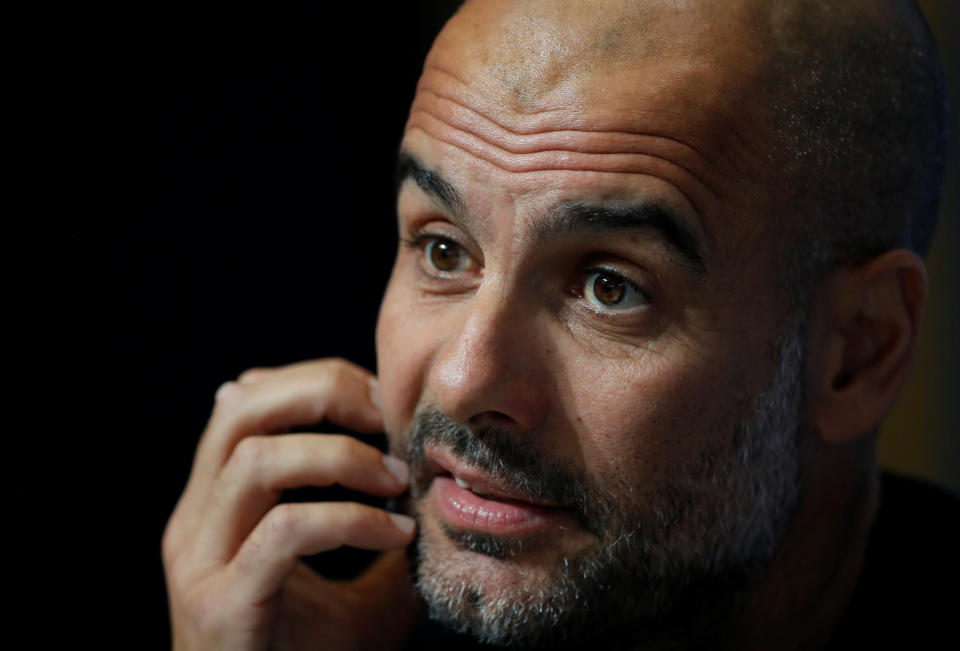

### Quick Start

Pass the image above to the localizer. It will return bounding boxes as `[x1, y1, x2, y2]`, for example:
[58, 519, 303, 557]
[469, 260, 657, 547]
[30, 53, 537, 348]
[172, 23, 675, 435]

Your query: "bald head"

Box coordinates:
[766, 0, 946, 293]
[430, 0, 774, 112]
[430, 0, 946, 296]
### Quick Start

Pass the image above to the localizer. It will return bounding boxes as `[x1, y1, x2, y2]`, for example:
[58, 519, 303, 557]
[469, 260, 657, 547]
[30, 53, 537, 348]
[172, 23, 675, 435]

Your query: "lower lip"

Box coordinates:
[432, 475, 562, 536]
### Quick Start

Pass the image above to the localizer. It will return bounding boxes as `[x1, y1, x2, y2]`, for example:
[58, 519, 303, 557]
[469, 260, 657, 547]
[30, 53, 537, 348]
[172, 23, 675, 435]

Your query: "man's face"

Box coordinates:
[376, 0, 804, 646]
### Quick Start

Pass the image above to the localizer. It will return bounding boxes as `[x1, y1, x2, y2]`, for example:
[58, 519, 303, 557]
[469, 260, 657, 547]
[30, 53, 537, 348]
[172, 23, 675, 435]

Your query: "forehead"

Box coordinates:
[403, 0, 780, 258]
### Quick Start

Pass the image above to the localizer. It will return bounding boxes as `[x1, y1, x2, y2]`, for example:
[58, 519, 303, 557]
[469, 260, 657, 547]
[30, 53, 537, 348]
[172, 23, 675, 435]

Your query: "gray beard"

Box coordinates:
[403, 318, 806, 650]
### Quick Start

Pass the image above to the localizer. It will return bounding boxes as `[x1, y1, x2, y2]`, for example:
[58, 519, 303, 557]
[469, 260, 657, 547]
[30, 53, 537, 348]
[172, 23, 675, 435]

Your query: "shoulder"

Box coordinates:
[826, 471, 960, 648]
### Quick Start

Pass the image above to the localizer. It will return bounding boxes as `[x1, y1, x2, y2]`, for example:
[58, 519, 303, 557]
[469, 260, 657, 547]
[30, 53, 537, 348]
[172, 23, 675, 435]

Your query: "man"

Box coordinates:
[163, 0, 955, 649]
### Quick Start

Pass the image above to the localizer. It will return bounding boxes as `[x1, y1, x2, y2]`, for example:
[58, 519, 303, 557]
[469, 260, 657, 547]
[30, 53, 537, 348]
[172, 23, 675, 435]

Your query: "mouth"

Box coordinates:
[425, 446, 571, 537]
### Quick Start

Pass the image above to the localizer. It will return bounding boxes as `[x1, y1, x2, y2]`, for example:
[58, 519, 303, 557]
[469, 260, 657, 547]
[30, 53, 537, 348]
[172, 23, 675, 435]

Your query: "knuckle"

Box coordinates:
[326, 433, 355, 457]
[230, 435, 269, 474]
[326, 435, 374, 467]
[325, 356, 350, 370]
[342, 502, 376, 532]
[214, 380, 242, 405]
[164, 550, 193, 591]
[162, 501, 191, 564]
[325, 357, 355, 383]
[162, 537, 203, 594]
[161, 520, 179, 564]
[211, 381, 249, 420]
[237, 366, 269, 383]
[264, 503, 300, 544]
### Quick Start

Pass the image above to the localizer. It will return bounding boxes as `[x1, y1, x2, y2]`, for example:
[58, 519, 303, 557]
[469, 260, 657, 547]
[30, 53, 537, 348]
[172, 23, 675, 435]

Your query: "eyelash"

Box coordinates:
[577, 267, 650, 314]
[402, 231, 462, 258]
[401, 230, 478, 277]
[402, 229, 652, 316]
[401, 231, 448, 252]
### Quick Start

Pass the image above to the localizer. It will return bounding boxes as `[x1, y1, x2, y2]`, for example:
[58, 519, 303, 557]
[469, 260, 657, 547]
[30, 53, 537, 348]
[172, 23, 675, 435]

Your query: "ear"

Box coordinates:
[806, 249, 927, 444]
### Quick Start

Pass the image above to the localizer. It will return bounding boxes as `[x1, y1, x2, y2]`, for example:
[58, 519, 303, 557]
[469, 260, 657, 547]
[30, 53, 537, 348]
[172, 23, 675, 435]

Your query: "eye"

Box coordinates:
[583, 270, 648, 310]
[424, 237, 475, 273]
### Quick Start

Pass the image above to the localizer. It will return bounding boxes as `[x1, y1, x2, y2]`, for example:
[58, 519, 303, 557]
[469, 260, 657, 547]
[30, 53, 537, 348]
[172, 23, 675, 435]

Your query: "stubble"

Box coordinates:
[402, 318, 806, 649]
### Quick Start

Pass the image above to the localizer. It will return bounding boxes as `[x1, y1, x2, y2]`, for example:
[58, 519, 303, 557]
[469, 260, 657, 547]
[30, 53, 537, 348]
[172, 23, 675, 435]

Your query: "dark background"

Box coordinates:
[44, 2, 461, 646]
[36, 1, 955, 647]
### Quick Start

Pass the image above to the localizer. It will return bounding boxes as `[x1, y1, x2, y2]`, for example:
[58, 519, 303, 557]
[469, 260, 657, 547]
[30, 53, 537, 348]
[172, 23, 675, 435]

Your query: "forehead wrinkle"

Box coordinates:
[418, 5, 776, 195]
[420, 62, 723, 141]
[414, 82, 725, 176]
[412, 63, 745, 194]
[415, 63, 569, 127]
[404, 114, 713, 235]
[411, 87, 724, 205]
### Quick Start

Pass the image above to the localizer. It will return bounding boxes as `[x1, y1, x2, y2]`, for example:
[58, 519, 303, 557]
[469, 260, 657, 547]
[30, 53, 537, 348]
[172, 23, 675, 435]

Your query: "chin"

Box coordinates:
[410, 501, 607, 649]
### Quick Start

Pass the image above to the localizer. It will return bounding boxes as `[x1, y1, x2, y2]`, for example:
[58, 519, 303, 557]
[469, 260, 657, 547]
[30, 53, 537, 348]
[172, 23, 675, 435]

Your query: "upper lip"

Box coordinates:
[425, 446, 563, 508]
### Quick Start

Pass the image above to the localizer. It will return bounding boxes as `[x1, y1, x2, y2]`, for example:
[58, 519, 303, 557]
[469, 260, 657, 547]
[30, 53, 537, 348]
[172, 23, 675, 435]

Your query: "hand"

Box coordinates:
[163, 359, 419, 651]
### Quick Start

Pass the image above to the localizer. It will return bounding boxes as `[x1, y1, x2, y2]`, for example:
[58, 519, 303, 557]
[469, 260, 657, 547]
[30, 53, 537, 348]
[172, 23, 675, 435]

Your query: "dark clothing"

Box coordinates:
[825, 472, 960, 648]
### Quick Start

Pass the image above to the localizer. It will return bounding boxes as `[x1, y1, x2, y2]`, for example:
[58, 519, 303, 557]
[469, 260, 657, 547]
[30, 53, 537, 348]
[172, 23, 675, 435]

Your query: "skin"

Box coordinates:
[163, 360, 420, 650]
[163, 1, 928, 649]
[377, 1, 803, 646]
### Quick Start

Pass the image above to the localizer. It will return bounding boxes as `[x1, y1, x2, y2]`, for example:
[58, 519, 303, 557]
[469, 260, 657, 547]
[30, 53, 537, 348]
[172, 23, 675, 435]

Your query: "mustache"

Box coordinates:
[404, 408, 603, 533]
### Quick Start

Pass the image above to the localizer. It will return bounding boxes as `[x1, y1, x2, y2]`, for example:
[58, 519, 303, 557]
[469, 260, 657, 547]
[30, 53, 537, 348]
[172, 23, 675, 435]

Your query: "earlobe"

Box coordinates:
[808, 250, 927, 444]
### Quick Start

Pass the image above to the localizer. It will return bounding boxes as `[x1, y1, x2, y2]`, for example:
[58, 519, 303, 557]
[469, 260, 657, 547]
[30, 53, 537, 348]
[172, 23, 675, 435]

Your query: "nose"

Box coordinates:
[428, 283, 549, 432]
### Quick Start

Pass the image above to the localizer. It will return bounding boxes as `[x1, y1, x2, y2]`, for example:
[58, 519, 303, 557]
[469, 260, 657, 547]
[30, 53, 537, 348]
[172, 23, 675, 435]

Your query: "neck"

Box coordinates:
[732, 436, 879, 651]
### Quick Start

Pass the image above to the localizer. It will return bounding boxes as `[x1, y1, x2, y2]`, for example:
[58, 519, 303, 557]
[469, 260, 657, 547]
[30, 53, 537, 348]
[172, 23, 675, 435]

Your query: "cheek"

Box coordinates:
[376, 279, 432, 443]
[563, 347, 754, 483]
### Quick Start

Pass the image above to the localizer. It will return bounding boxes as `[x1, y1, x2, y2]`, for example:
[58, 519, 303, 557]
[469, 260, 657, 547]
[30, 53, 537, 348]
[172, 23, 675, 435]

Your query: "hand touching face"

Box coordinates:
[163, 360, 419, 651]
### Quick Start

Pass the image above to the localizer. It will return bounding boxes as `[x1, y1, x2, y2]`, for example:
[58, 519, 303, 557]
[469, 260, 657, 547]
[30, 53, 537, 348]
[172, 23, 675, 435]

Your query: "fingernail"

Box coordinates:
[389, 513, 416, 535]
[368, 377, 382, 411]
[383, 455, 409, 485]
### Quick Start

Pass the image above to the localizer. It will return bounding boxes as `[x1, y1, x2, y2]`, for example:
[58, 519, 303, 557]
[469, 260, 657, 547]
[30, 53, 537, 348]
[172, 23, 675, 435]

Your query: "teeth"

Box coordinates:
[454, 476, 471, 490]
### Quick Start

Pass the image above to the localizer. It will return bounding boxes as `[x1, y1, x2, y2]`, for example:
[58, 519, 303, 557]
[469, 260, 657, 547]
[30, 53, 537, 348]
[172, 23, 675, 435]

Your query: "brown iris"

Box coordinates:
[592, 273, 626, 305]
[428, 239, 461, 271]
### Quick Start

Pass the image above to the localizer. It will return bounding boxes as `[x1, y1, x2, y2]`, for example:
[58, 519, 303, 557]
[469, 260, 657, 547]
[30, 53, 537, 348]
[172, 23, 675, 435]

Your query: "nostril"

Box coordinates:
[469, 411, 515, 430]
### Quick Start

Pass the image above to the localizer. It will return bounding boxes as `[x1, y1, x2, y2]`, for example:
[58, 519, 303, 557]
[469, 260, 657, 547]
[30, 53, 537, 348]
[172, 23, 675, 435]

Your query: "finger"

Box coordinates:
[188, 359, 382, 508]
[237, 367, 271, 384]
[194, 434, 410, 563]
[169, 359, 382, 556]
[229, 502, 417, 605]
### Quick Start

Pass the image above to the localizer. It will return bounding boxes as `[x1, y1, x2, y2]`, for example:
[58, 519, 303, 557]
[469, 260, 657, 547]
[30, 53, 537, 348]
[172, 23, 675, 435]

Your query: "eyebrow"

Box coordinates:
[396, 151, 466, 221]
[396, 150, 706, 272]
[534, 203, 706, 272]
